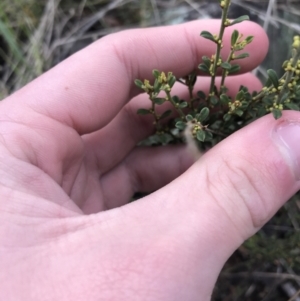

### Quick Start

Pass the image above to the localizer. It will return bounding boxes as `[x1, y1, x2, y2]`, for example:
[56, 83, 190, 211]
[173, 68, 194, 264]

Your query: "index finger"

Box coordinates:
[3, 20, 268, 135]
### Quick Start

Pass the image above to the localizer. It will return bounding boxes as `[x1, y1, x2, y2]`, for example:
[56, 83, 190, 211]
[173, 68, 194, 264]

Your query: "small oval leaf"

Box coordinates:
[220, 94, 230, 105]
[234, 109, 244, 117]
[154, 98, 166, 105]
[134, 79, 144, 88]
[245, 35, 254, 44]
[223, 113, 231, 122]
[228, 64, 241, 74]
[202, 56, 211, 68]
[229, 15, 250, 26]
[285, 103, 300, 111]
[137, 109, 150, 115]
[197, 90, 206, 99]
[196, 130, 206, 142]
[160, 109, 172, 120]
[152, 69, 160, 78]
[233, 52, 249, 60]
[205, 131, 213, 141]
[175, 121, 186, 130]
[267, 69, 279, 89]
[220, 62, 232, 70]
[168, 75, 176, 88]
[179, 101, 188, 108]
[186, 114, 194, 121]
[231, 30, 239, 46]
[200, 31, 216, 43]
[272, 108, 282, 120]
[210, 96, 219, 105]
[198, 63, 210, 73]
[197, 107, 210, 123]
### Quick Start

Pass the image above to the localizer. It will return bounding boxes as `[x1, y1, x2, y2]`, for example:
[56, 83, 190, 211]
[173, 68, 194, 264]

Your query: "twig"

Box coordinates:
[221, 271, 300, 283]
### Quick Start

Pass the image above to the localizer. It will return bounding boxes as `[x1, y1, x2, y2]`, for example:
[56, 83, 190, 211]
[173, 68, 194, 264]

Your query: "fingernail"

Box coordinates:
[273, 120, 300, 180]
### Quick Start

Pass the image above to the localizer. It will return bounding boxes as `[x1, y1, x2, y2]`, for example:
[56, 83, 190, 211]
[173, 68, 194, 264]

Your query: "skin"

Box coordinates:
[1, 20, 299, 301]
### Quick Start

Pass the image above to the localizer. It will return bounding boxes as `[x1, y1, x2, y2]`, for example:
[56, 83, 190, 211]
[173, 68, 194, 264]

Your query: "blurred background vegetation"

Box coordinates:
[1, 0, 300, 300]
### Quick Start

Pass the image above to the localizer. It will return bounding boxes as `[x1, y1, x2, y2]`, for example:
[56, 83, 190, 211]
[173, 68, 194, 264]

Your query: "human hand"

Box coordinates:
[1, 20, 299, 301]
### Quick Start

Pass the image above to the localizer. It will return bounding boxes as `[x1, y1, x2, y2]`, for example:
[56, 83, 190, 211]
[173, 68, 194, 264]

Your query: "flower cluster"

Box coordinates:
[135, 0, 300, 148]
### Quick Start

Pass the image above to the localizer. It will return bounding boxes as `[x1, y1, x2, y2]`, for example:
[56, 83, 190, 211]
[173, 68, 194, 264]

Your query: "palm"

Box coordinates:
[1, 96, 186, 216]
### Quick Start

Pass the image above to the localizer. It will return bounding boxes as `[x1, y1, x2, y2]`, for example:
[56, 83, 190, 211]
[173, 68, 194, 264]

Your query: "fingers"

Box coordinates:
[4, 20, 268, 135]
[119, 110, 300, 297]
[99, 145, 193, 209]
[84, 72, 262, 174]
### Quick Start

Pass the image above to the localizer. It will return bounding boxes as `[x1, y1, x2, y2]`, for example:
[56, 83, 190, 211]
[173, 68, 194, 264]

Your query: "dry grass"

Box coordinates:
[1, 0, 300, 98]
[1, 0, 300, 97]
[0, 0, 300, 300]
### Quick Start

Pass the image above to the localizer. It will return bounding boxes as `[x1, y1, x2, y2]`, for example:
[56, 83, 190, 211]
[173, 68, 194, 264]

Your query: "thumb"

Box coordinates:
[141, 111, 300, 299]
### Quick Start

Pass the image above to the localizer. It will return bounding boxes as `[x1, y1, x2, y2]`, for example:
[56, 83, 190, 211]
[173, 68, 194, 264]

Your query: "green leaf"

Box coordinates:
[265, 78, 272, 88]
[185, 73, 197, 87]
[186, 114, 194, 121]
[221, 62, 232, 70]
[262, 96, 273, 105]
[175, 121, 186, 130]
[240, 85, 249, 93]
[282, 60, 289, 68]
[267, 69, 279, 89]
[223, 113, 231, 122]
[228, 64, 241, 74]
[252, 90, 258, 97]
[179, 101, 188, 108]
[134, 79, 144, 89]
[196, 130, 206, 142]
[197, 91, 206, 99]
[234, 44, 246, 51]
[285, 103, 300, 111]
[234, 109, 244, 117]
[257, 107, 266, 117]
[210, 96, 219, 105]
[240, 101, 249, 110]
[220, 86, 229, 94]
[154, 98, 166, 105]
[281, 93, 290, 103]
[168, 75, 176, 88]
[191, 73, 197, 86]
[200, 31, 216, 43]
[210, 120, 222, 130]
[172, 95, 180, 103]
[294, 86, 300, 94]
[198, 63, 210, 73]
[272, 109, 282, 120]
[245, 36, 254, 44]
[231, 30, 239, 46]
[233, 52, 249, 60]
[205, 131, 213, 141]
[220, 94, 230, 105]
[202, 56, 211, 68]
[152, 69, 160, 78]
[248, 109, 257, 118]
[153, 79, 161, 93]
[158, 133, 173, 145]
[229, 15, 250, 26]
[236, 90, 245, 101]
[197, 107, 210, 123]
[160, 109, 172, 120]
[137, 108, 150, 115]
